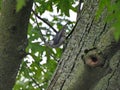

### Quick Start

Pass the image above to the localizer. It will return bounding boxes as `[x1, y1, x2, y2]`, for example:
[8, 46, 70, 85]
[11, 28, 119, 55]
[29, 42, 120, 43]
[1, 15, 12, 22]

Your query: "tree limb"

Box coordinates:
[32, 9, 58, 33]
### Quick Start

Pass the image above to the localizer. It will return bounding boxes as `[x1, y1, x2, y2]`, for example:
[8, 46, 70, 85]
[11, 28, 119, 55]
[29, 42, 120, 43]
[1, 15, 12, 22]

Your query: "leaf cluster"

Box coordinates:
[96, 0, 120, 41]
[14, 0, 77, 90]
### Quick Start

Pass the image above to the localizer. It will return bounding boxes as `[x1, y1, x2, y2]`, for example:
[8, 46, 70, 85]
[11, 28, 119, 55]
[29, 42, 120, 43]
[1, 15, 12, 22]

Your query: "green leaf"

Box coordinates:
[16, 0, 26, 12]
[113, 22, 120, 41]
[57, 0, 71, 16]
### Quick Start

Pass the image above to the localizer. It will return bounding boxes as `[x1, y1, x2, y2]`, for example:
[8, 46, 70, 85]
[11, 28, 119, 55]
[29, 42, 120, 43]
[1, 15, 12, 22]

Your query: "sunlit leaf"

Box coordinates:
[16, 0, 26, 12]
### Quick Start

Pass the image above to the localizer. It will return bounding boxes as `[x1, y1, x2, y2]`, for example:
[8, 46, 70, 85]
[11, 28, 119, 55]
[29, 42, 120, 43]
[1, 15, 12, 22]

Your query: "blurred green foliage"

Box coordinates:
[16, 0, 26, 12]
[96, 0, 120, 41]
[14, 0, 76, 90]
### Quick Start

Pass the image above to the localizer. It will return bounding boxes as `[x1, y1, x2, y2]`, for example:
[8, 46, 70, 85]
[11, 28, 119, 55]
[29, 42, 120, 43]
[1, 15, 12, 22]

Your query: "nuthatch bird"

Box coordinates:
[47, 23, 68, 48]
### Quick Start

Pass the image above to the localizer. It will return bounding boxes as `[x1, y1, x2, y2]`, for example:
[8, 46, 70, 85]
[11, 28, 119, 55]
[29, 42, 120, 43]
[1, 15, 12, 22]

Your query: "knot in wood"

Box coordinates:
[83, 50, 104, 67]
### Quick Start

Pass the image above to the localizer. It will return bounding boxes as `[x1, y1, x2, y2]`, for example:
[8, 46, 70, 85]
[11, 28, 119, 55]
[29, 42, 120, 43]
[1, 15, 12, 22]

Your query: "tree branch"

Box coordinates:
[32, 9, 58, 33]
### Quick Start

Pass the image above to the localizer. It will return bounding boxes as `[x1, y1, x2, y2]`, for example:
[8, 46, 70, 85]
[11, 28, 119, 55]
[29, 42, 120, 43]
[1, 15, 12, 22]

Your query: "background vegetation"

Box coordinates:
[14, 0, 77, 90]
[10, 0, 120, 90]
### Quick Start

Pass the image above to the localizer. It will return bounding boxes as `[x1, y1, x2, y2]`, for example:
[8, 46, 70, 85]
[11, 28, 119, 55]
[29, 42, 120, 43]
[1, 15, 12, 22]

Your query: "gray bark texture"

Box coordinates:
[0, 0, 33, 90]
[47, 0, 120, 90]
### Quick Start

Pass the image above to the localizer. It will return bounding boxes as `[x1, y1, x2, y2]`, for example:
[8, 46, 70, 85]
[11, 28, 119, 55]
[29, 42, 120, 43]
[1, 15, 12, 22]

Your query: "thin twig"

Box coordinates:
[34, 16, 59, 61]
[34, 16, 46, 42]
[30, 75, 42, 88]
[34, 15, 53, 47]
[26, 66, 42, 89]
[32, 9, 58, 33]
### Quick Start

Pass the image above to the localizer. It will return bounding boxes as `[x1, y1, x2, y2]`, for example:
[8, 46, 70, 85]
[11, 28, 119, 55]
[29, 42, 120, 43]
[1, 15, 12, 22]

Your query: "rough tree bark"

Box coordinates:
[47, 0, 120, 90]
[0, 0, 33, 89]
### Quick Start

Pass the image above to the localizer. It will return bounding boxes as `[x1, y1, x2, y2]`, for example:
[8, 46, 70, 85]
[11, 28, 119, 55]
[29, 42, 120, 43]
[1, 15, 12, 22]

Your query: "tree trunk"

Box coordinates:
[0, 0, 33, 89]
[47, 0, 120, 90]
